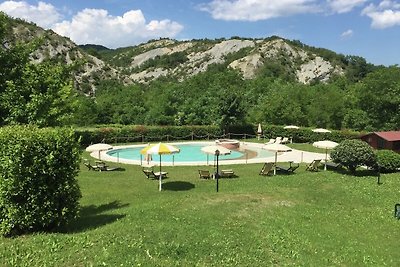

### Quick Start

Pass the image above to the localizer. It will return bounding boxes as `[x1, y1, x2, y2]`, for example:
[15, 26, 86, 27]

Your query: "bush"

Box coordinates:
[330, 139, 377, 173]
[0, 126, 81, 236]
[376, 150, 400, 173]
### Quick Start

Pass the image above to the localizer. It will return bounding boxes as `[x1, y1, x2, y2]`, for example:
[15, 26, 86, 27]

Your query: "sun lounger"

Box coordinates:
[324, 161, 342, 169]
[94, 161, 120, 171]
[220, 169, 235, 178]
[83, 159, 99, 171]
[281, 137, 289, 144]
[259, 162, 274, 176]
[275, 137, 282, 144]
[306, 159, 322, 171]
[198, 170, 211, 179]
[143, 168, 168, 179]
[276, 162, 299, 173]
[265, 139, 275, 145]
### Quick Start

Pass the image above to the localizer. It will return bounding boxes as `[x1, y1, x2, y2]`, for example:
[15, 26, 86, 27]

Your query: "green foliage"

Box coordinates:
[0, 15, 76, 127]
[330, 139, 377, 172]
[76, 125, 222, 146]
[376, 150, 400, 173]
[0, 126, 81, 236]
[1, 62, 76, 126]
[355, 67, 400, 130]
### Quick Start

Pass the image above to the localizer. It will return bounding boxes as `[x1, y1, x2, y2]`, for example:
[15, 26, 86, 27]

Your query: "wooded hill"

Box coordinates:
[1, 12, 399, 131]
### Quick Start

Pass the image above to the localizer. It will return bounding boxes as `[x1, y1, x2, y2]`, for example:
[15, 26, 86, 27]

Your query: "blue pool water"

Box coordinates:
[106, 143, 273, 163]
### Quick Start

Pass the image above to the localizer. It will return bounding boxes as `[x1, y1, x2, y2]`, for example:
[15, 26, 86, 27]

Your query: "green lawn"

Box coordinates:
[1, 154, 400, 266]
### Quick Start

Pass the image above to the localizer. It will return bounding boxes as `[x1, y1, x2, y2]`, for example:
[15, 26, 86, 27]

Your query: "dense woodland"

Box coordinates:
[1, 13, 399, 131]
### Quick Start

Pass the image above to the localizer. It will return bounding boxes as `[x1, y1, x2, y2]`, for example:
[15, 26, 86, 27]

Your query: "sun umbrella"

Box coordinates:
[201, 145, 231, 192]
[140, 143, 180, 191]
[312, 128, 331, 133]
[257, 123, 262, 139]
[284, 125, 300, 130]
[313, 140, 338, 170]
[85, 143, 113, 160]
[201, 145, 231, 165]
[257, 123, 262, 133]
[263, 143, 292, 175]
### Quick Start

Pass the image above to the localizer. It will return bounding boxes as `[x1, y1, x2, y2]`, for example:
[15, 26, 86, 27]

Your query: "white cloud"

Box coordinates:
[0, 1, 61, 28]
[362, 0, 400, 28]
[199, 0, 320, 21]
[327, 0, 369, 14]
[0, 1, 184, 48]
[340, 29, 354, 38]
[52, 9, 183, 48]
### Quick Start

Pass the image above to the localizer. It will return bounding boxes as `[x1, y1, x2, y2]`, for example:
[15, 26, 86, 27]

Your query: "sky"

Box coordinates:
[0, 0, 399, 66]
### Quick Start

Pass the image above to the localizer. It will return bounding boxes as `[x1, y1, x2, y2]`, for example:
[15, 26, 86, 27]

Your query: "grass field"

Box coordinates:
[1, 150, 400, 266]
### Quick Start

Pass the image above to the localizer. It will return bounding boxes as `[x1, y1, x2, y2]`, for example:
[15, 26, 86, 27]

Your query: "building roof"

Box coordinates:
[374, 131, 400, 141]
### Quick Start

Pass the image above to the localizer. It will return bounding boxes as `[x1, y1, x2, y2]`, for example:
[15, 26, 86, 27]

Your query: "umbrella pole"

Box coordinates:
[324, 149, 328, 171]
[159, 155, 162, 191]
[274, 152, 277, 175]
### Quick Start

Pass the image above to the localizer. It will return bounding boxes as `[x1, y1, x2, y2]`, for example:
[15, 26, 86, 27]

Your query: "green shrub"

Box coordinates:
[330, 139, 377, 173]
[376, 150, 400, 173]
[0, 126, 81, 236]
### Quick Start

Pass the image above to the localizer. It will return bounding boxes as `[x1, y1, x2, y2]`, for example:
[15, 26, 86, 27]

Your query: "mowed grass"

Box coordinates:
[1, 154, 400, 266]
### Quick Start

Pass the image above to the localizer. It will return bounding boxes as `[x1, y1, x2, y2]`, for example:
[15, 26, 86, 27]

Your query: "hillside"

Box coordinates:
[2, 13, 373, 94]
[85, 37, 347, 85]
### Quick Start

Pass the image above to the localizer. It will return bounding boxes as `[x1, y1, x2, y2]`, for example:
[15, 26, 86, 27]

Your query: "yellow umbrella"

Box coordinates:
[140, 143, 180, 191]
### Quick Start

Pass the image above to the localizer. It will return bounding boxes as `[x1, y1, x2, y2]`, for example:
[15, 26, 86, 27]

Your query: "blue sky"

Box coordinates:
[0, 0, 399, 66]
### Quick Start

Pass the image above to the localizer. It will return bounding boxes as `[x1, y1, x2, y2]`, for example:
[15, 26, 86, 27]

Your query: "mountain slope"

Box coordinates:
[2, 13, 373, 94]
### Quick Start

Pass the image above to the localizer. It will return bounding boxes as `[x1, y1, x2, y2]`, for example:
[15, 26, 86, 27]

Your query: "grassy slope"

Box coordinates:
[1, 153, 400, 266]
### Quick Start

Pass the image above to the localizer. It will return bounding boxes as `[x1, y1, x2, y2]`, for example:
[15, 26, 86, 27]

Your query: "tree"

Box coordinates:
[1, 63, 76, 126]
[356, 67, 400, 130]
[0, 13, 76, 127]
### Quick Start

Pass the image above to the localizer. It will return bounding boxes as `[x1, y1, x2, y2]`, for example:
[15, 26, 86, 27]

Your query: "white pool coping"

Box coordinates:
[90, 141, 327, 167]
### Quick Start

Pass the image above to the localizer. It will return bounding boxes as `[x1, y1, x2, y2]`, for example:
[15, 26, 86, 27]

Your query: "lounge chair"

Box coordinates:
[198, 170, 211, 179]
[281, 137, 289, 144]
[83, 159, 99, 171]
[143, 168, 168, 179]
[259, 162, 275, 176]
[275, 137, 283, 144]
[276, 162, 299, 173]
[306, 159, 322, 171]
[95, 161, 120, 171]
[265, 139, 275, 145]
[220, 169, 235, 178]
[324, 161, 342, 169]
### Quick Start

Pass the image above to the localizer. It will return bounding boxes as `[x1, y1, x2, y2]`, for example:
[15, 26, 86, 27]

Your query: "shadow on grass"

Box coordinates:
[162, 181, 195, 191]
[332, 167, 380, 178]
[60, 201, 128, 233]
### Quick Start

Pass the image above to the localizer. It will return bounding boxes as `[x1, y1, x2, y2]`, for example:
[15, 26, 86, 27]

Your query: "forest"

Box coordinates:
[1, 12, 399, 131]
[72, 64, 400, 132]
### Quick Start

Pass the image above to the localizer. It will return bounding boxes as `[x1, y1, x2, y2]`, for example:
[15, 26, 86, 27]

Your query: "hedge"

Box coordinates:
[0, 126, 81, 236]
[75, 124, 363, 147]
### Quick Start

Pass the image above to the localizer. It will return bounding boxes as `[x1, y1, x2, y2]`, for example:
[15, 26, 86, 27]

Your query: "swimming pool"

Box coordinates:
[99, 141, 276, 166]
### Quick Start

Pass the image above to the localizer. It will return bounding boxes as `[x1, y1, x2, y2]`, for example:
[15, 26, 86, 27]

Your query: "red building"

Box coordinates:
[361, 131, 400, 153]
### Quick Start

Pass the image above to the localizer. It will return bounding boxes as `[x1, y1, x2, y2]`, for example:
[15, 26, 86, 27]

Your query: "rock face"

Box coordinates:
[125, 38, 344, 84]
